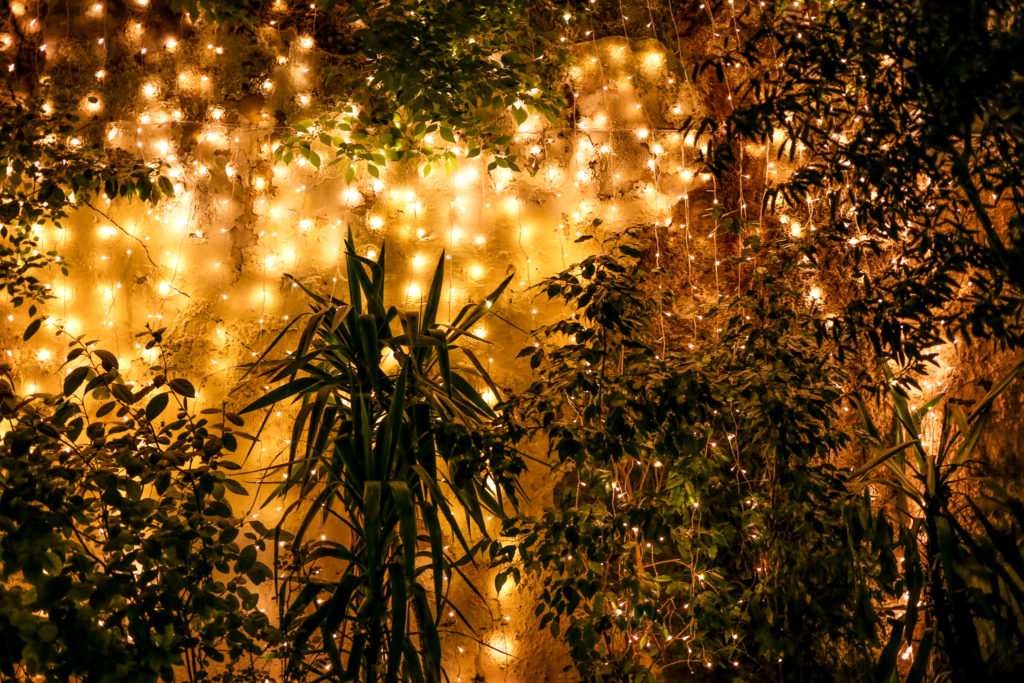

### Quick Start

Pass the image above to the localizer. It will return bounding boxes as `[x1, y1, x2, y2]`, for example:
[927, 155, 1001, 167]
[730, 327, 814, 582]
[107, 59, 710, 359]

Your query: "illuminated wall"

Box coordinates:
[0, 3, 717, 680]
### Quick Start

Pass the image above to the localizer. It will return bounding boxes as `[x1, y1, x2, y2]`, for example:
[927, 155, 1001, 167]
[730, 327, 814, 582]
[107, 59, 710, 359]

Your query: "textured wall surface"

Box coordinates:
[0, 3, 715, 680]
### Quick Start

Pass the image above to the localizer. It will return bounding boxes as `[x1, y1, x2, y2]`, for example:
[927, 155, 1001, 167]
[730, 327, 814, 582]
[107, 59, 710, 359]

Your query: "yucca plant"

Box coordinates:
[241, 231, 521, 682]
[854, 357, 1024, 681]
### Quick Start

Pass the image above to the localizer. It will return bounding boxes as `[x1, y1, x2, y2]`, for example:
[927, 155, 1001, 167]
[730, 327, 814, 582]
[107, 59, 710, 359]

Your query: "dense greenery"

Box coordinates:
[174, 0, 578, 176]
[493, 233, 899, 681]
[688, 0, 1024, 373]
[240, 235, 522, 681]
[275, 0, 576, 177]
[0, 99, 171, 315]
[855, 360, 1024, 680]
[0, 0, 1023, 681]
[0, 333, 273, 681]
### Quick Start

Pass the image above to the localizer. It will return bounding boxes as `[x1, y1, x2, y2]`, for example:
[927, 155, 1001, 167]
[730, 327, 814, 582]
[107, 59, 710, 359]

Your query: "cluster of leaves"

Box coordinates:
[493, 233, 899, 681]
[0, 333, 275, 682]
[855, 359, 1024, 681]
[241, 233, 523, 682]
[0, 95, 172, 311]
[688, 0, 1024, 372]
[266, 0, 580, 178]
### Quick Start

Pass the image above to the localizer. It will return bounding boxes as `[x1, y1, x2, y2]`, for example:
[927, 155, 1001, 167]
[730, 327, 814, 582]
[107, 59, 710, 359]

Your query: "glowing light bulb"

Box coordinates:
[342, 187, 363, 206]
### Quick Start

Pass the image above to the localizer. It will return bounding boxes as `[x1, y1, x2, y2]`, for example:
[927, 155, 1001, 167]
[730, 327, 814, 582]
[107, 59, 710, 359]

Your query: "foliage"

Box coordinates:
[494, 232, 897, 681]
[272, 0, 577, 177]
[0, 331, 275, 682]
[689, 0, 1024, 372]
[241, 233, 523, 682]
[173, 0, 578, 176]
[0, 96, 172, 314]
[854, 358, 1024, 681]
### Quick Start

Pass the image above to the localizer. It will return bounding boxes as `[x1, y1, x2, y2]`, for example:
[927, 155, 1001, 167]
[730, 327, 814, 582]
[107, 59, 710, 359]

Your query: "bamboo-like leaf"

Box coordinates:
[402, 638, 428, 683]
[356, 312, 381, 395]
[364, 480, 382, 528]
[383, 333, 445, 348]
[419, 499, 446, 613]
[967, 357, 1024, 423]
[448, 371, 494, 419]
[379, 367, 409, 479]
[884, 364, 919, 439]
[237, 312, 308, 381]
[950, 403, 970, 442]
[436, 335, 453, 399]
[386, 561, 407, 683]
[951, 412, 988, 467]
[460, 347, 501, 403]
[241, 376, 322, 413]
[422, 252, 446, 332]
[410, 585, 442, 683]
[258, 234, 511, 681]
[447, 273, 513, 343]
[344, 232, 365, 316]
[412, 464, 475, 556]
[967, 497, 1024, 601]
[389, 481, 418, 578]
[852, 395, 881, 441]
[875, 619, 905, 678]
[905, 629, 934, 683]
[347, 630, 367, 679]
[911, 393, 944, 429]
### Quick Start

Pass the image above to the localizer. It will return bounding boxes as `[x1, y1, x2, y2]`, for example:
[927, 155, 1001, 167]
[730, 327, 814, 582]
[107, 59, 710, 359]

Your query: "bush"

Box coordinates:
[494, 233, 898, 681]
[0, 332, 274, 682]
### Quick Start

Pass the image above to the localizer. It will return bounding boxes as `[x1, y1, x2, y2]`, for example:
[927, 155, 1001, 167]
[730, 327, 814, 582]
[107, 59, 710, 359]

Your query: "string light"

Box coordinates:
[0, 2, 778, 675]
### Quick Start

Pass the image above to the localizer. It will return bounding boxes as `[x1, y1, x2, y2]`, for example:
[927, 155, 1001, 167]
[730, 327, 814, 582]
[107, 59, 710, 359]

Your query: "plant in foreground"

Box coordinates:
[0, 331, 274, 682]
[243, 233, 522, 682]
[855, 358, 1024, 682]
[494, 232, 897, 681]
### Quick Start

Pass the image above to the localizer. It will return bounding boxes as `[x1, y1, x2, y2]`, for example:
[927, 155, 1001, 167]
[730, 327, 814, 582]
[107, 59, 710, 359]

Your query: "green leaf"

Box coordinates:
[240, 376, 322, 413]
[22, 317, 41, 341]
[851, 440, 920, 479]
[237, 545, 258, 573]
[168, 377, 196, 398]
[63, 366, 91, 396]
[146, 392, 170, 421]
